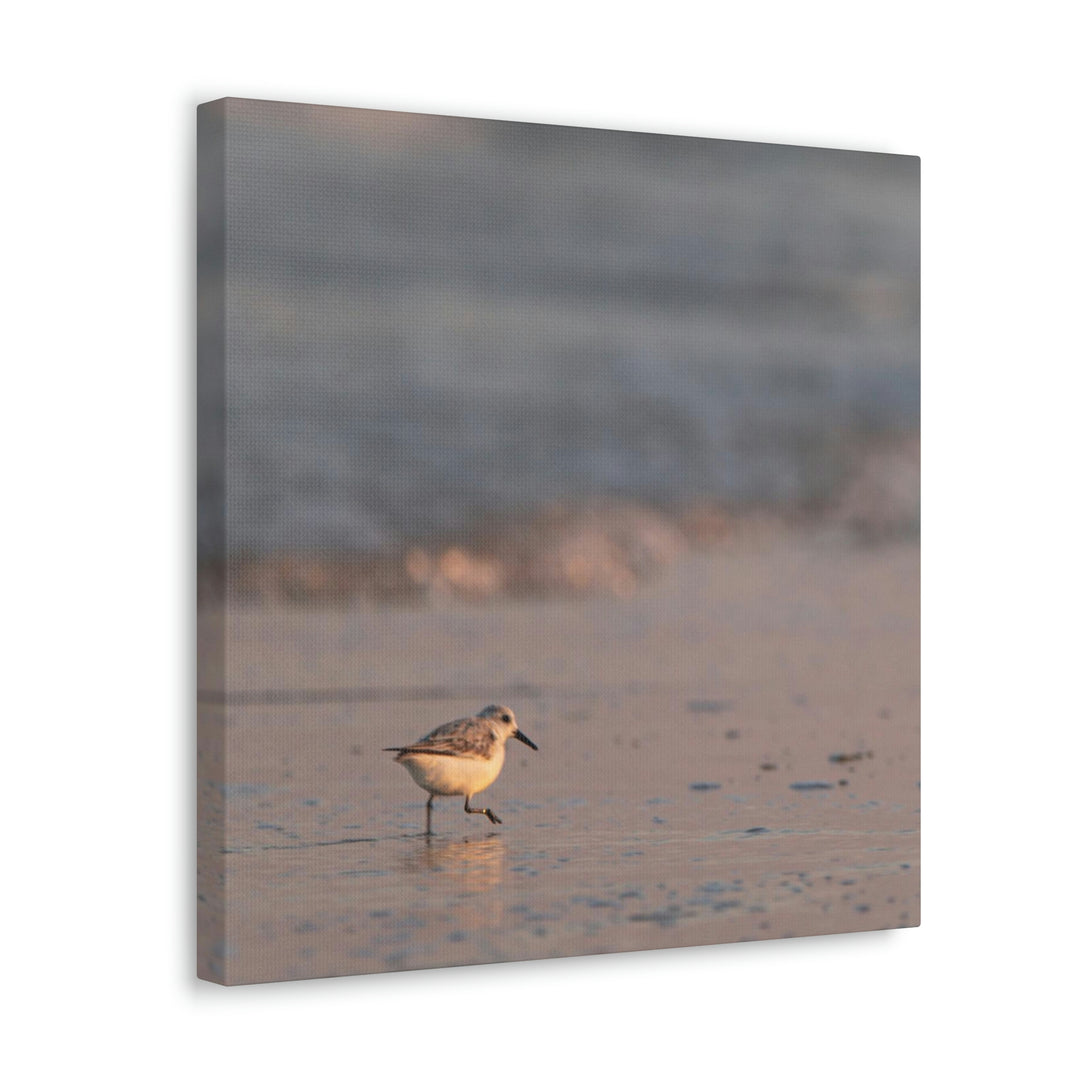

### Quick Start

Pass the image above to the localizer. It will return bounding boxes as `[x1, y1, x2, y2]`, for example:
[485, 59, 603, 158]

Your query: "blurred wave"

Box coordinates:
[199, 101, 918, 572]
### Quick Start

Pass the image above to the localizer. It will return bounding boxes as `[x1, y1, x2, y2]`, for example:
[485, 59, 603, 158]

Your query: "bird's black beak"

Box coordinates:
[514, 729, 538, 751]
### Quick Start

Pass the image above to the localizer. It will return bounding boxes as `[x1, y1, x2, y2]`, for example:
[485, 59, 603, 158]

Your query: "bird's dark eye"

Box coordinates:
[502, 714, 510, 723]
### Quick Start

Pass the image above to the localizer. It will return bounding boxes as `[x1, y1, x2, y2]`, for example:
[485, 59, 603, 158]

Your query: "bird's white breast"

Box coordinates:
[399, 745, 506, 796]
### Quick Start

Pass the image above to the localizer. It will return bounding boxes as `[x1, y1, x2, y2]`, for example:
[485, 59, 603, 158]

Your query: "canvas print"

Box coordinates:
[197, 98, 919, 984]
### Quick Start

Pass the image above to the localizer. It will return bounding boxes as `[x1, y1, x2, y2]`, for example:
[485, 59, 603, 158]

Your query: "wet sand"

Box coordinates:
[198, 534, 919, 983]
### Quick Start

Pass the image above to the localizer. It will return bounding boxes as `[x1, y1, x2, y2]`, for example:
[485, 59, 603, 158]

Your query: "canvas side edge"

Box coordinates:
[196, 98, 229, 985]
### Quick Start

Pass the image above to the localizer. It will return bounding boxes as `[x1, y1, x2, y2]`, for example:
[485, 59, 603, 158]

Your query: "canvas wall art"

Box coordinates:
[197, 97, 919, 985]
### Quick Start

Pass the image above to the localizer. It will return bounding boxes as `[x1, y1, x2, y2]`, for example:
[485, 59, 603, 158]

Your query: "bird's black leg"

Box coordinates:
[425, 795, 434, 836]
[464, 794, 502, 825]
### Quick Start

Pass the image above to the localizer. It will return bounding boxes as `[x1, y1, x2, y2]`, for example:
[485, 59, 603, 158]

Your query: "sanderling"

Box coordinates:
[384, 704, 538, 835]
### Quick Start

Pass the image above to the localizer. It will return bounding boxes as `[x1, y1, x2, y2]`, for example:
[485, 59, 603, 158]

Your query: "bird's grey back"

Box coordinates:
[392, 715, 499, 761]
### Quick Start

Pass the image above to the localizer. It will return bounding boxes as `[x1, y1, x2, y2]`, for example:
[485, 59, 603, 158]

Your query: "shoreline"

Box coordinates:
[200, 536, 918, 983]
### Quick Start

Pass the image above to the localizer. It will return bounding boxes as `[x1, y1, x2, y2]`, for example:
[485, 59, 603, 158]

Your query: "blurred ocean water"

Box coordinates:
[199, 100, 918, 557]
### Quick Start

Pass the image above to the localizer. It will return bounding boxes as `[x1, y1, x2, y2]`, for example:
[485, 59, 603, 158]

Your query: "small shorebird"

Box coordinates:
[384, 705, 538, 835]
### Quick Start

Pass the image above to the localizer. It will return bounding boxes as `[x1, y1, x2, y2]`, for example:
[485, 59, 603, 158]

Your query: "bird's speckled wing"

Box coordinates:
[388, 716, 498, 760]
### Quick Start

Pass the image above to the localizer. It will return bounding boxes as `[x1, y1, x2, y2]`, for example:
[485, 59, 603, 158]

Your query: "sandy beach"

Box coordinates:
[198, 532, 919, 983]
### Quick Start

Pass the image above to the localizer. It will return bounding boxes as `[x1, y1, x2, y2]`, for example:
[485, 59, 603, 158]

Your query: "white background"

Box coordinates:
[5, 2, 1076, 1077]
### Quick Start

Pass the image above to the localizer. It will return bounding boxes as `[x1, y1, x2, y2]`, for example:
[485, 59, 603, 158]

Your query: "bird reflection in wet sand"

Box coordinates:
[406, 835, 506, 888]
[402, 836, 508, 930]
[384, 705, 538, 835]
